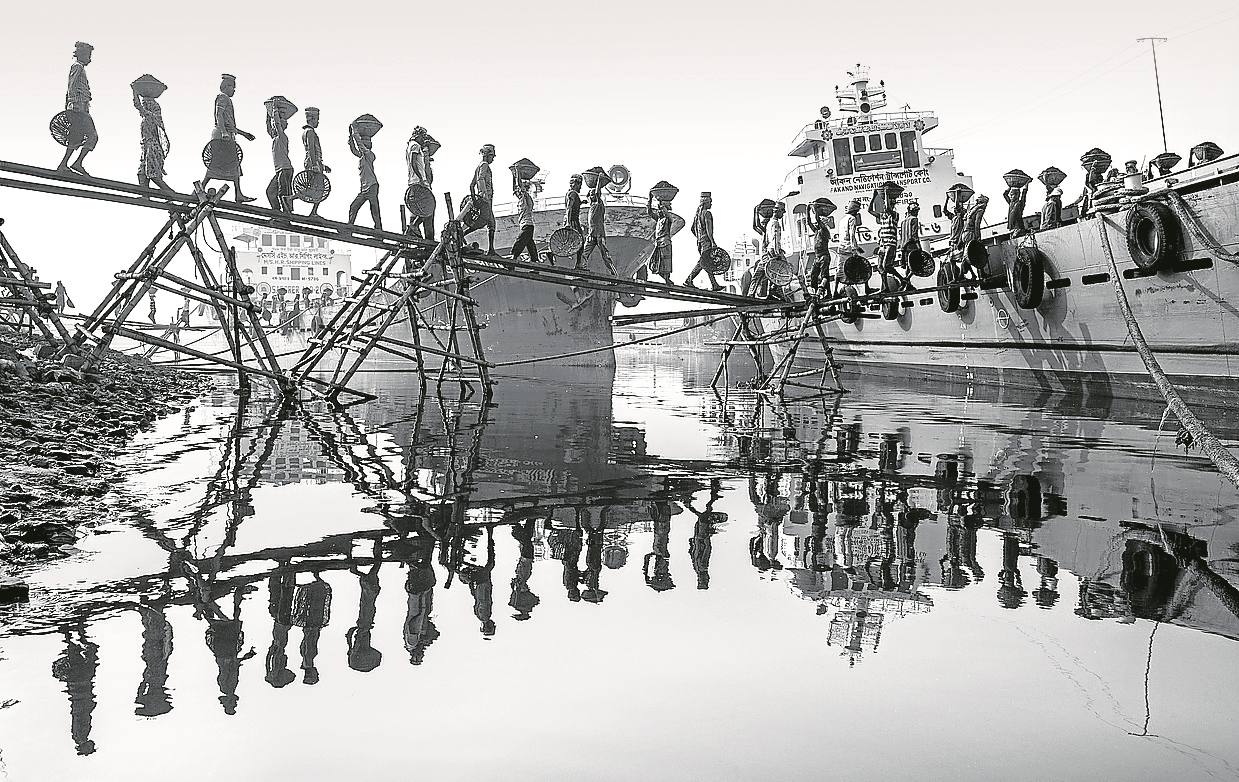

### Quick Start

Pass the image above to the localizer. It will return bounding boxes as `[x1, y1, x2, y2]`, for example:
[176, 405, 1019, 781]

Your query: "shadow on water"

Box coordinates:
[1, 354, 1237, 777]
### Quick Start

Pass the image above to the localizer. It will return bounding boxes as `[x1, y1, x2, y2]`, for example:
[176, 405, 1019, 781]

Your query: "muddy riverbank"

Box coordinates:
[0, 335, 210, 569]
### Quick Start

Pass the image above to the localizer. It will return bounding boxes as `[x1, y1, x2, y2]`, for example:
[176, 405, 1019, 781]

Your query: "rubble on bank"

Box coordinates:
[0, 335, 211, 571]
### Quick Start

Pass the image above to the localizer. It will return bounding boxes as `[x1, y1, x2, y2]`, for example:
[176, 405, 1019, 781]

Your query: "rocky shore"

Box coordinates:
[0, 335, 210, 572]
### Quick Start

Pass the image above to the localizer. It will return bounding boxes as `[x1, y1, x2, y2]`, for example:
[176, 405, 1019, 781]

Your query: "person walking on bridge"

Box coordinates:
[301, 107, 330, 219]
[581, 173, 617, 275]
[684, 192, 724, 291]
[469, 144, 497, 254]
[202, 74, 257, 203]
[566, 174, 586, 269]
[57, 42, 97, 177]
[510, 178, 539, 263]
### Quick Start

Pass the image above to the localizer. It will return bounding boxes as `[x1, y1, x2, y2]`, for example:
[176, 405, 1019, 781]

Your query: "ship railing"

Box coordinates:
[491, 192, 652, 218]
[787, 110, 939, 148]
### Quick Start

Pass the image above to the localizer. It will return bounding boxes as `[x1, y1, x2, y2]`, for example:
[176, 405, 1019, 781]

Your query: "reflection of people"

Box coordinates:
[554, 520, 584, 602]
[135, 603, 174, 717]
[403, 547, 440, 665]
[347, 543, 383, 673]
[52, 627, 98, 755]
[58, 42, 97, 176]
[265, 568, 297, 688]
[1032, 556, 1060, 608]
[294, 571, 332, 685]
[748, 474, 788, 572]
[687, 480, 725, 589]
[644, 500, 677, 592]
[581, 509, 609, 604]
[206, 587, 256, 714]
[509, 520, 541, 620]
[996, 533, 1027, 609]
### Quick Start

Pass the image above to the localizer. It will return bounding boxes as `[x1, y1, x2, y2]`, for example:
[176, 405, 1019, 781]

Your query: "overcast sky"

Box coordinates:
[0, 0, 1235, 307]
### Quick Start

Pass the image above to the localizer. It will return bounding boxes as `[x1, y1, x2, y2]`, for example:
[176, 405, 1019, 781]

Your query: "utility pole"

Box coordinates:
[1137, 36, 1169, 152]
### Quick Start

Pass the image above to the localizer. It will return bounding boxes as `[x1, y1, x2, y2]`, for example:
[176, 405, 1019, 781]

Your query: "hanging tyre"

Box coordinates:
[1010, 246, 1046, 309]
[840, 287, 860, 324]
[1125, 201, 1182, 271]
[880, 274, 902, 320]
[937, 261, 960, 313]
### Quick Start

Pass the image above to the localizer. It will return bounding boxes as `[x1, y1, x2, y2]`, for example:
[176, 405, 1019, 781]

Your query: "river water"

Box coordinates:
[1, 349, 1237, 781]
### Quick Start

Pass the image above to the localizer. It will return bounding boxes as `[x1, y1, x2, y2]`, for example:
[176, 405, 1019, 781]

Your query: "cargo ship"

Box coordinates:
[738, 65, 1239, 406]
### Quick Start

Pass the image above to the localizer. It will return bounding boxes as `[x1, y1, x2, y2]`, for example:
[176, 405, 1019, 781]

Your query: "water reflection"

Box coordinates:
[1, 361, 1238, 777]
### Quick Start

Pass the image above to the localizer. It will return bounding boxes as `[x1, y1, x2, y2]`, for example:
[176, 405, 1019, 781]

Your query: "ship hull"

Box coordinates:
[116, 204, 681, 374]
[764, 162, 1239, 407]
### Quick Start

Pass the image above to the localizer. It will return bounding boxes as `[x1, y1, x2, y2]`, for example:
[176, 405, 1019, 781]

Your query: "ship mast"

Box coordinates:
[1136, 36, 1169, 153]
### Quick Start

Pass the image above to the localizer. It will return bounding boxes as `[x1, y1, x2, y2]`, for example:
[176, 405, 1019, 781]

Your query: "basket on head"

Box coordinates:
[765, 257, 794, 287]
[582, 166, 611, 189]
[350, 114, 383, 140]
[811, 197, 838, 218]
[840, 254, 872, 285]
[902, 242, 934, 277]
[1190, 141, 1224, 164]
[650, 180, 679, 203]
[703, 246, 732, 275]
[131, 74, 168, 99]
[1080, 147, 1111, 168]
[755, 198, 777, 219]
[879, 180, 905, 202]
[403, 184, 436, 218]
[264, 95, 298, 121]
[947, 183, 975, 205]
[48, 110, 89, 148]
[1037, 166, 1067, 190]
[201, 139, 243, 169]
[292, 170, 332, 203]
[1003, 169, 1032, 188]
[421, 134, 442, 158]
[509, 157, 540, 182]
[549, 227, 584, 257]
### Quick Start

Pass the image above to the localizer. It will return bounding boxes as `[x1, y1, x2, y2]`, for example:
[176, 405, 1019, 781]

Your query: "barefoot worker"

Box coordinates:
[202, 74, 257, 203]
[57, 42, 97, 176]
[684, 191, 724, 290]
[301, 107, 330, 218]
[469, 144, 497, 254]
[131, 75, 173, 193]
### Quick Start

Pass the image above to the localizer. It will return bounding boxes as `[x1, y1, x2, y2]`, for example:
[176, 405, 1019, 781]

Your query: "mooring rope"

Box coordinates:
[491, 314, 731, 368]
[1097, 215, 1239, 489]
[1155, 190, 1239, 264]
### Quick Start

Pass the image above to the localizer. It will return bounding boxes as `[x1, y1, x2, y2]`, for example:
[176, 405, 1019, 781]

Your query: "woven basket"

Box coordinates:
[458, 195, 487, 232]
[1003, 169, 1032, 188]
[292, 171, 332, 203]
[650, 181, 679, 203]
[703, 246, 732, 275]
[1038, 166, 1067, 190]
[130, 74, 167, 99]
[201, 139, 243, 168]
[403, 184, 436, 217]
[48, 110, 89, 148]
[902, 243, 934, 277]
[509, 158, 540, 182]
[350, 114, 383, 140]
[840, 254, 872, 285]
[765, 257, 794, 287]
[549, 227, 584, 257]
